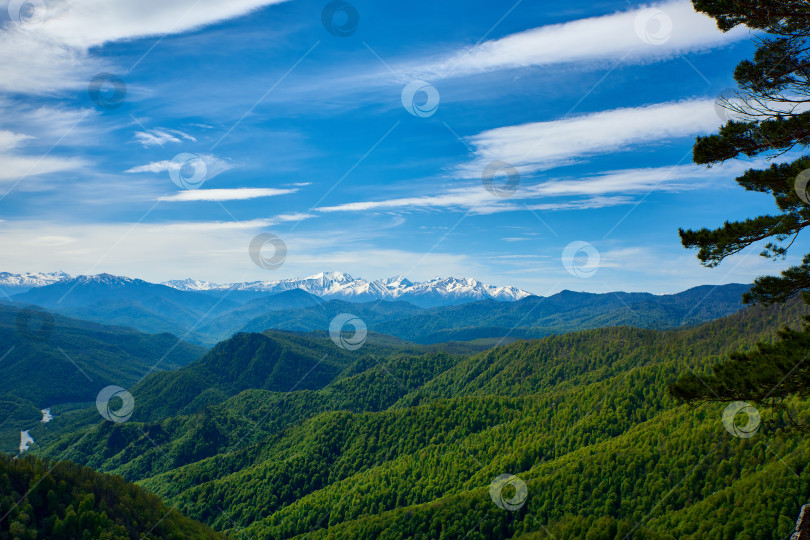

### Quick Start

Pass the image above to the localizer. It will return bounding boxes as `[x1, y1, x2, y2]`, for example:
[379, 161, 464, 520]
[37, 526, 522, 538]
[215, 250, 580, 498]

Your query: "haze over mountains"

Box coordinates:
[1, 271, 752, 346]
[164, 271, 532, 306]
[1, 271, 531, 306]
[2, 268, 806, 537]
[32, 297, 810, 538]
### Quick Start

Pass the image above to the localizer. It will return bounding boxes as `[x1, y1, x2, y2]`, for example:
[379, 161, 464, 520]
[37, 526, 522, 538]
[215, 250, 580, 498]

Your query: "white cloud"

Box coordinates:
[408, 0, 748, 81]
[125, 154, 233, 181]
[460, 99, 721, 177]
[0, 0, 291, 94]
[0, 219, 799, 295]
[0, 130, 34, 151]
[0, 219, 476, 284]
[312, 155, 779, 217]
[135, 128, 197, 147]
[521, 161, 752, 198]
[316, 187, 631, 216]
[0, 128, 87, 188]
[158, 187, 296, 202]
[274, 212, 316, 222]
[125, 161, 172, 174]
[317, 187, 494, 214]
[155, 218, 279, 231]
[0, 155, 86, 185]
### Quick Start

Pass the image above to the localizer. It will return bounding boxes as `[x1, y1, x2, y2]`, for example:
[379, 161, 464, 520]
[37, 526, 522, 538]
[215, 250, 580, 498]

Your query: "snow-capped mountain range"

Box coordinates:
[164, 271, 532, 305]
[0, 271, 72, 296]
[1, 271, 532, 306]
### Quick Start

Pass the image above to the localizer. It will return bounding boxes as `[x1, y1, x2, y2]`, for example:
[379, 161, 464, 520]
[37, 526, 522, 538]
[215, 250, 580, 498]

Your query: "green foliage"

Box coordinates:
[676, 0, 810, 410]
[35, 298, 810, 539]
[0, 304, 204, 453]
[0, 454, 223, 539]
[670, 313, 810, 419]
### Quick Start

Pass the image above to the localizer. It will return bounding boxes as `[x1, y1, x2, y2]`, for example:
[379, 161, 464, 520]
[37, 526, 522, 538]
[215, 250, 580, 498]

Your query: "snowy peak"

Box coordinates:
[162, 278, 217, 291]
[0, 271, 72, 295]
[0, 271, 71, 288]
[384, 276, 413, 289]
[305, 271, 354, 283]
[0, 271, 533, 307]
[161, 272, 532, 307]
[71, 274, 138, 286]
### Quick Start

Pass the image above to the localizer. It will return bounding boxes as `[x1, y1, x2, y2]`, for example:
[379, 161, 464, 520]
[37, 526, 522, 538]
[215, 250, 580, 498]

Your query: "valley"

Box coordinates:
[3, 0, 810, 536]
[2, 278, 806, 538]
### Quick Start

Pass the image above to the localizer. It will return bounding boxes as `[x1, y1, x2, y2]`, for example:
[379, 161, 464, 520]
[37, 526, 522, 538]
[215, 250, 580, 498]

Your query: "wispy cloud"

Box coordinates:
[158, 187, 296, 202]
[125, 154, 233, 181]
[0, 130, 34, 151]
[0, 128, 86, 187]
[149, 212, 314, 230]
[314, 158, 765, 216]
[317, 186, 632, 215]
[274, 212, 316, 223]
[0, 0, 292, 94]
[406, 0, 748, 81]
[459, 99, 721, 177]
[135, 128, 197, 147]
[0, 155, 87, 185]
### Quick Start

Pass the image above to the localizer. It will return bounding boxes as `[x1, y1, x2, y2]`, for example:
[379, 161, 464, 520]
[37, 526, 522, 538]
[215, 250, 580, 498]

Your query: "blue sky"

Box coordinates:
[1, 0, 806, 295]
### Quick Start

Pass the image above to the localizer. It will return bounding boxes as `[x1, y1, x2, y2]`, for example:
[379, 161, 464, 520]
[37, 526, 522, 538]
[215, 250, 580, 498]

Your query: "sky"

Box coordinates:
[0, 0, 806, 295]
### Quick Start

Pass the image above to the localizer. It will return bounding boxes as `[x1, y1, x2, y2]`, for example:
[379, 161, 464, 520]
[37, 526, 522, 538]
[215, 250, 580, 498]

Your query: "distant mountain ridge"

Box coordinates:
[4, 272, 754, 347]
[0, 271, 71, 296]
[2, 270, 530, 307]
[165, 271, 532, 306]
[236, 283, 754, 344]
[37, 298, 810, 539]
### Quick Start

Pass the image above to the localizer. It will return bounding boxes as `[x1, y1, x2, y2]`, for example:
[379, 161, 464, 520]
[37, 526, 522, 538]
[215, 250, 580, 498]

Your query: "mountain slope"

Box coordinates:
[0, 454, 223, 539]
[5, 272, 753, 346]
[236, 283, 751, 343]
[0, 303, 204, 453]
[163, 271, 531, 307]
[36, 298, 810, 539]
[11, 274, 240, 345]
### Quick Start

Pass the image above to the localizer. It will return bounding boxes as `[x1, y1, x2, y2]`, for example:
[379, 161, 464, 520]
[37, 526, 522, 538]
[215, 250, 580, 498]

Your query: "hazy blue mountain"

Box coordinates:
[10, 274, 241, 345]
[0, 271, 71, 297]
[162, 271, 531, 307]
[0, 303, 204, 453]
[6, 272, 753, 346]
[37, 298, 810, 539]
[193, 289, 327, 340]
[239, 283, 752, 343]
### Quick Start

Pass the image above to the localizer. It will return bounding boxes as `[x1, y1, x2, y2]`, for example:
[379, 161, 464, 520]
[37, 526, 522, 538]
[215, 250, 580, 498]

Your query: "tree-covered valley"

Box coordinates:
[9, 297, 803, 539]
[4, 0, 810, 537]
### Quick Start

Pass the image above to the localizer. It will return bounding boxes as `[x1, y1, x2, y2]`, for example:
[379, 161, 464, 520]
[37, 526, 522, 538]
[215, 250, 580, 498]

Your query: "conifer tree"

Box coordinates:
[669, 0, 810, 418]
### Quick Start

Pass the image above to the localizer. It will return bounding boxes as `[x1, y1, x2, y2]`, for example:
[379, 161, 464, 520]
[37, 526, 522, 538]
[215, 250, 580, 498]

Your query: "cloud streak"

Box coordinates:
[158, 188, 297, 202]
[315, 159, 766, 216]
[406, 0, 748, 81]
[0, 0, 291, 94]
[125, 154, 233, 182]
[135, 128, 197, 147]
[459, 99, 721, 177]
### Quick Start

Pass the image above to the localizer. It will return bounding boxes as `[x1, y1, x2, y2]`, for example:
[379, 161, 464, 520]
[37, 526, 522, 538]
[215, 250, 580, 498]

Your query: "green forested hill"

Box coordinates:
[0, 304, 205, 454]
[0, 454, 224, 539]
[35, 299, 810, 539]
[0, 304, 204, 404]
